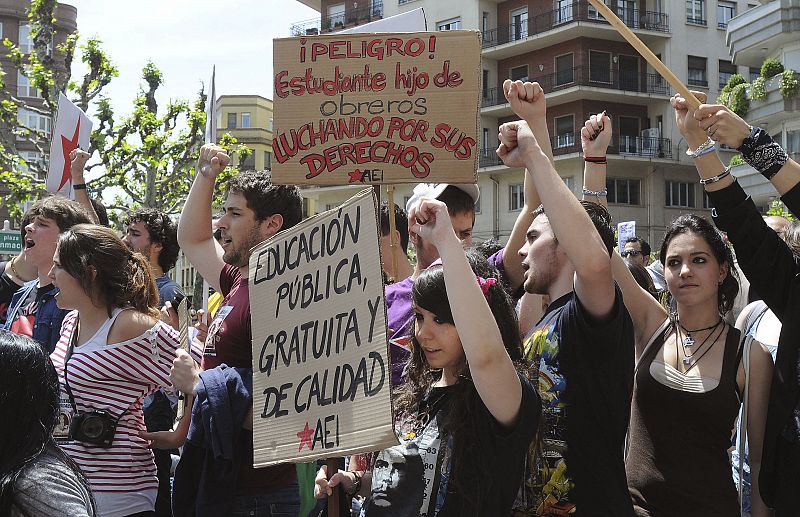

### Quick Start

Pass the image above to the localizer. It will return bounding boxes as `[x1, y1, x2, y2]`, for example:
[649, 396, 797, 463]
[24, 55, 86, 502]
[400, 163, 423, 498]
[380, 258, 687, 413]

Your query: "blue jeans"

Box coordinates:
[229, 484, 301, 517]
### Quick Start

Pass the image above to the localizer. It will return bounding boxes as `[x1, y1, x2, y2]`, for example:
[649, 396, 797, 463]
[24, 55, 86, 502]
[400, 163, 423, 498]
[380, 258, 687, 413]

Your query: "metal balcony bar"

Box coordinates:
[290, 1, 384, 36]
[481, 66, 669, 107]
[482, 3, 669, 49]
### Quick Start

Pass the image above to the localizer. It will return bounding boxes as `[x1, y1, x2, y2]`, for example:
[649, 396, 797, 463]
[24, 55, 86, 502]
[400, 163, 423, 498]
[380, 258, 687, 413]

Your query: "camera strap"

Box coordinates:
[63, 317, 127, 425]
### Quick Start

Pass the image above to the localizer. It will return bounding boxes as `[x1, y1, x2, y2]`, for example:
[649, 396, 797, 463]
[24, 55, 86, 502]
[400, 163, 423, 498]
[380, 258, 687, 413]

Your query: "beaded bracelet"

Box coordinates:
[582, 187, 608, 197]
[686, 137, 716, 159]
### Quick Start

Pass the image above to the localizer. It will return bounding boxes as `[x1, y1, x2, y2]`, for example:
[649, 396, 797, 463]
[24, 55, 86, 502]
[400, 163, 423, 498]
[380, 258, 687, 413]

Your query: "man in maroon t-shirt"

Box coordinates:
[173, 144, 304, 515]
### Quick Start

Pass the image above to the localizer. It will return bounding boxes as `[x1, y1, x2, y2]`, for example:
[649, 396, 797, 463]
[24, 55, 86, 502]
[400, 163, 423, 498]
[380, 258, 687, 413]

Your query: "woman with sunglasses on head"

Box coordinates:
[48, 224, 201, 517]
[581, 112, 773, 516]
[315, 201, 540, 516]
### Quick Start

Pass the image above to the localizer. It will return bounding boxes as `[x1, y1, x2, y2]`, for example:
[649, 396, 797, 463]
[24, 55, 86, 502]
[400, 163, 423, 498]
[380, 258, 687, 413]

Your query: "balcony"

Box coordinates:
[482, 3, 669, 58]
[481, 66, 670, 115]
[727, 0, 800, 68]
[550, 133, 674, 159]
[745, 73, 800, 127]
[290, 1, 384, 36]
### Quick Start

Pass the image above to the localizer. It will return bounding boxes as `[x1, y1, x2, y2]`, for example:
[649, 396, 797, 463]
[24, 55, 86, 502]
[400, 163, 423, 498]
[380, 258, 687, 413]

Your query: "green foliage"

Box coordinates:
[750, 76, 767, 101]
[760, 58, 784, 79]
[722, 73, 747, 93]
[728, 83, 750, 117]
[729, 153, 745, 166]
[0, 1, 239, 219]
[779, 69, 799, 99]
[766, 199, 795, 221]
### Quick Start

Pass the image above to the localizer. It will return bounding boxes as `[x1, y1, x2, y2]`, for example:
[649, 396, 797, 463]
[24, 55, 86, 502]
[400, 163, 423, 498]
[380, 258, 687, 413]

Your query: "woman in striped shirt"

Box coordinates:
[48, 224, 198, 517]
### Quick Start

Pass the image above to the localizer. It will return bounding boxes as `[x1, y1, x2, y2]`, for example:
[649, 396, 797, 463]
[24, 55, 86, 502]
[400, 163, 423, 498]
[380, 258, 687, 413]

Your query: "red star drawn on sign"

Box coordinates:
[297, 421, 314, 452]
[348, 169, 364, 183]
[58, 118, 82, 191]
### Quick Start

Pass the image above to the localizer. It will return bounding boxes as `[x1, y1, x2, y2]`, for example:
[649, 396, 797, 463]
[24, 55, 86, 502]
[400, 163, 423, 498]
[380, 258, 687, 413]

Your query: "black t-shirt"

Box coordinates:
[0, 270, 22, 306]
[517, 286, 635, 516]
[361, 372, 539, 517]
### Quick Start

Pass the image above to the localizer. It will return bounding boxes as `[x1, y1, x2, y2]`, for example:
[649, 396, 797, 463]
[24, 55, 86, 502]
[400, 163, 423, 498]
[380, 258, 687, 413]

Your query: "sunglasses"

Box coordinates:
[621, 250, 642, 258]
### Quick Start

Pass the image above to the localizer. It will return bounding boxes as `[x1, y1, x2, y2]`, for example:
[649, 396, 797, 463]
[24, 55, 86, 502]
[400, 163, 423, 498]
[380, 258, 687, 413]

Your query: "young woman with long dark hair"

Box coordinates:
[48, 224, 200, 517]
[315, 200, 540, 516]
[0, 329, 95, 516]
[581, 113, 773, 516]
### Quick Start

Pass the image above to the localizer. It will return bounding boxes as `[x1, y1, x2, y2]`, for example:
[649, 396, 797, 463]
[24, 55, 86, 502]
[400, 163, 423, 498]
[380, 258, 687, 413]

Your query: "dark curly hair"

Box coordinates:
[534, 200, 615, 256]
[394, 249, 523, 511]
[124, 208, 179, 273]
[226, 170, 303, 230]
[659, 214, 739, 315]
[26, 196, 92, 233]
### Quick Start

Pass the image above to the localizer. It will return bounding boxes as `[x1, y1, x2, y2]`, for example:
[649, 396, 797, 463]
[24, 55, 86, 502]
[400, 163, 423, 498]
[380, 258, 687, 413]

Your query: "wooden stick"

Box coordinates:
[586, 0, 702, 110]
[386, 186, 399, 282]
[326, 457, 340, 517]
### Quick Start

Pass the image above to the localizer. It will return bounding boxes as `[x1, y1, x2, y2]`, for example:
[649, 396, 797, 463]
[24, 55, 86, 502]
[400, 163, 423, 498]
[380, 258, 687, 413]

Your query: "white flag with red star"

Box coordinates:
[46, 92, 92, 198]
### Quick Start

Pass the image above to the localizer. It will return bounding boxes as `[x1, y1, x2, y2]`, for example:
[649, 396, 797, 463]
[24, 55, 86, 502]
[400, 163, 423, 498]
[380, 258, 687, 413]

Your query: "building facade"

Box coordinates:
[0, 0, 77, 226]
[293, 0, 767, 249]
[215, 94, 276, 171]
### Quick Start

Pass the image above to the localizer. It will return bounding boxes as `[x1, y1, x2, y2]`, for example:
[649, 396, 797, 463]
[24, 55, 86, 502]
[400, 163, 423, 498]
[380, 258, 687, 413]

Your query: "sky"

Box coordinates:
[66, 0, 319, 116]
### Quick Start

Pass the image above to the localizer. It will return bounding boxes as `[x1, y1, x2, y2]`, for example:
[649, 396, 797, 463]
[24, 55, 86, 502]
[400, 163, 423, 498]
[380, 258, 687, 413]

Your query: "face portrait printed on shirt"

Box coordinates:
[204, 305, 233, 357]
[369, 443, 425, 516]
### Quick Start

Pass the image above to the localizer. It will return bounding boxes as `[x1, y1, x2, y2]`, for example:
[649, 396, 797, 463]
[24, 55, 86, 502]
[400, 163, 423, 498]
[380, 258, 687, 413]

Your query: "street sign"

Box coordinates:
[0, 230, 22, 254]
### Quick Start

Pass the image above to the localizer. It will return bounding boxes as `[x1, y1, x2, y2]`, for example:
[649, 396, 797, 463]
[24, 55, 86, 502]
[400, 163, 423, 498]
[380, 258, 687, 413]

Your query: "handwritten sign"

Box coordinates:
[617, 221, 636, 252]
[249, 188, 396, 466]
[271, 31, 481, 186]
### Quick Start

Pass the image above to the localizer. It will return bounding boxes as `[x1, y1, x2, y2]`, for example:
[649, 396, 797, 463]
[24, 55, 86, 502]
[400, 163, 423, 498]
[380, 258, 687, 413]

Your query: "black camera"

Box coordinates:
[69, 411, 117, 448]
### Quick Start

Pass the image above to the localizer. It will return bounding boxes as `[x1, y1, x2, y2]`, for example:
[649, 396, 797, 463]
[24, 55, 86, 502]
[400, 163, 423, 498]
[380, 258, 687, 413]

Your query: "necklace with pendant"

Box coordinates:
[675, 317, 724, 367]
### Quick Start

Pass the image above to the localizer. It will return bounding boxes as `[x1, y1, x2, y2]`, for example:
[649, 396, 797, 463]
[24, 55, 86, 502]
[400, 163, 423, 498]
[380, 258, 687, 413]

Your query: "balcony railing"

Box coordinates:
[290, 1, 384, 36]
[481, 66, 669, 107]
[686, 16, 707, 26]
[479, 150, 503, 168]
[551, 133, 673, 159]
[482, 4, 669, 49]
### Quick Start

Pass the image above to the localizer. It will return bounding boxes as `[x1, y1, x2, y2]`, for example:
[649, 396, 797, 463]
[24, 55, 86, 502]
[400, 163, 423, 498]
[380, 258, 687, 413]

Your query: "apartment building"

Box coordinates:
[0, 0, 77, 226]
[215, 94, 276, 171]
[726, 0, 800, 204]
[292, 0, 757, 247]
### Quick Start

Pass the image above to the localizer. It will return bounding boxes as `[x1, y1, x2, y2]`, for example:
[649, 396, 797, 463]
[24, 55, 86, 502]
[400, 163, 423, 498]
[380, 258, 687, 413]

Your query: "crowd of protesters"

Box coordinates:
[2, 77, 800, 517]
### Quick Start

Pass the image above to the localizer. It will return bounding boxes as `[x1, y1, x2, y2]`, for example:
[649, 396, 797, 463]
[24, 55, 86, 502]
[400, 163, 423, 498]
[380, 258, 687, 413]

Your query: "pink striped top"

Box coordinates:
[51, 310, 199, 494]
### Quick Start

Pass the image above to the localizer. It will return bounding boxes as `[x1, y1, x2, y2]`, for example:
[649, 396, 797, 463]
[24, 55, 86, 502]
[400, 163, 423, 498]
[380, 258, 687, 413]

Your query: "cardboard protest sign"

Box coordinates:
[46, 92, 92, 198]
[249, 188, 396, 466]
[272, 31, 481, 186]
[617, 221, 636, 252]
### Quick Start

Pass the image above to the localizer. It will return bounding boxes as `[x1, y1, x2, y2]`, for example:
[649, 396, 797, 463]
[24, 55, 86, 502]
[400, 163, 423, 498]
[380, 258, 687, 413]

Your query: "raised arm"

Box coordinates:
[69, 149, 99, 225]
[177, 144, 230, 292]
[580, 114, 667, 354]
[498, 80, 547, 290]
[409, 199, 522, 428]
[499, 121, 615, 319]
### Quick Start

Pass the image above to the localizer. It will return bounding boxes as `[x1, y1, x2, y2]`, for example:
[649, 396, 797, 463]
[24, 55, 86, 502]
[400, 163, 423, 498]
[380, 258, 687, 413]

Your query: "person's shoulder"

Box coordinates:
[108, 310, 159, 343]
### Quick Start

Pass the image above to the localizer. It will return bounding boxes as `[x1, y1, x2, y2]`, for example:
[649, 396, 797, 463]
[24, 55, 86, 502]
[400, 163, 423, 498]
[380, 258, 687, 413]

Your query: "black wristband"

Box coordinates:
[737, 126, 788, 180]
[72, 183, 87, 190]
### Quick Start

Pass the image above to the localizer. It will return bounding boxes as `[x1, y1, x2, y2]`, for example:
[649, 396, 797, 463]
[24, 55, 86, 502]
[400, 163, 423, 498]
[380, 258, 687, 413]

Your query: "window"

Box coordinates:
[607, 178, 641, 205]
[17, 107, 51, 137]
[703, 191, 712, 209]
[686, 0, 707, 24]
[619, 116, 641, 153]
[511, 8, 528, 41]
[555, 53, 574, 86]
[269, 118, 273, 131]
[240, 148, 255, 170]
[554, 115, 575, 148]
[786, 129, 800, 160]
[0, 22, 4, 39]
[687, 56, 708, 87]
[749, 67, 760, 82]
[510, 65, 528, 81]
[555, 0, 574, 23]
[588, 0, 609, 19]
[18, 23, 32, 53]
[474, 195, 482, 214]
[482, 127, 489, 154]
[241, 112, 251, 128]
[264, 151, 272, 170]
[437, 18, 461, 31]
[18, 151, 41, 175]
[327, 3, 345, 29]
[666, 180, 696, 207]
[590, 51, 612, 83]
[482, 11, 490, 34]
[482, 69, 489, 99]
[719, 60, 737, 89]
[509, 184, 524, 211]
[227, 112, 237, 129]
[17, 71, 40, 98]
[717, 1, 736, 28]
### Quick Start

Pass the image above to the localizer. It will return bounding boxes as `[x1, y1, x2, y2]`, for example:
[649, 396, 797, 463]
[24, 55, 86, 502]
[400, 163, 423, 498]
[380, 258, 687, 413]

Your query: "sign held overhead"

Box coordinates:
[46, 93, 92, 198]
[272, 31, 481, 186]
